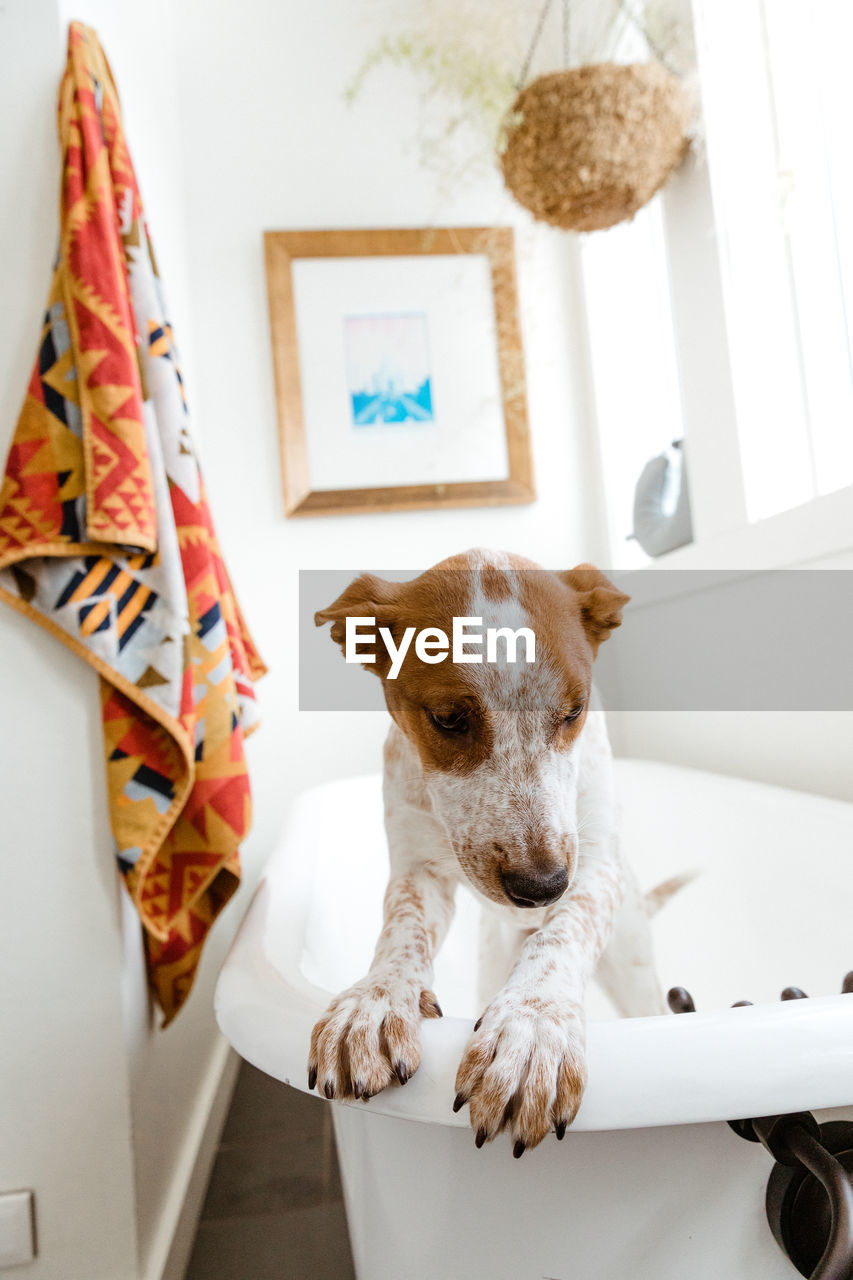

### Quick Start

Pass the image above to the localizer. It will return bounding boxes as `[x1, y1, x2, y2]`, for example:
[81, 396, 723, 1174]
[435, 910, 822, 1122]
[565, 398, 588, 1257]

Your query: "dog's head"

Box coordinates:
[315, 550, 628, 911]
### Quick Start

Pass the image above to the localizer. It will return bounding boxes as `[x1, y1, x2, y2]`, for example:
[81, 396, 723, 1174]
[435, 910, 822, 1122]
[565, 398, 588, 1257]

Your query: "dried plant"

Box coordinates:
[344, 1, 696, 198]
[344, 2, 545, 188]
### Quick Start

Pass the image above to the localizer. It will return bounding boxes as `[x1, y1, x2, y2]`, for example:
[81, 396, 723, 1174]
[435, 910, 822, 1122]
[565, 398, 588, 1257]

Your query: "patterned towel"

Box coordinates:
[0, 23, 266, 1023]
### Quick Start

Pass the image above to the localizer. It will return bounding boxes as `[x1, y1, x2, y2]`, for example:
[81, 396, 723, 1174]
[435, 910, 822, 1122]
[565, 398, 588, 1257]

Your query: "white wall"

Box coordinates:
[608, 709, 853, 802]
[606, 520, 853, 806]
[170, 0, 603, 929]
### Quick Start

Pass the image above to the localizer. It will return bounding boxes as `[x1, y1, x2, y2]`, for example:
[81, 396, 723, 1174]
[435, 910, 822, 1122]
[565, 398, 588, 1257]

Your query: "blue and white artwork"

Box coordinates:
[343, 312, 434, 427]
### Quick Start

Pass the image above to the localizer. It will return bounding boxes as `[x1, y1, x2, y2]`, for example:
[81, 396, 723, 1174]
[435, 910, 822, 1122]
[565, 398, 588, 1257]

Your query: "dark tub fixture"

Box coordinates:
[668, 979, 853, 1279]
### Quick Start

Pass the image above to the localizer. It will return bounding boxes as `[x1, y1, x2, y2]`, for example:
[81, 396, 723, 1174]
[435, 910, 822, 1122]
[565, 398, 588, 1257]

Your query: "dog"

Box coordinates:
[307, 550, 670, 1156]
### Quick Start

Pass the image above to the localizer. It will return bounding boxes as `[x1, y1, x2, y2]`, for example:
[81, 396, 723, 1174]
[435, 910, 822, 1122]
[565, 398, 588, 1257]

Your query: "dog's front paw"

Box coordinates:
[308, 977, 442, 1101]
[453, 993, 587, 1155]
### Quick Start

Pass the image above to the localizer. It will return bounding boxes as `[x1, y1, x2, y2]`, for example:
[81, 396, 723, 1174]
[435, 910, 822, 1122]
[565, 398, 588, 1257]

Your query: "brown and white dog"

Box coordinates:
[307, 550, 668, 1156]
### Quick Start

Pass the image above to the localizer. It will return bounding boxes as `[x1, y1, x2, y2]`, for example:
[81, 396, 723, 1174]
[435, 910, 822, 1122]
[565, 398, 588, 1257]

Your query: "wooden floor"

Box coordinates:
[184, 1062, 356, 1280]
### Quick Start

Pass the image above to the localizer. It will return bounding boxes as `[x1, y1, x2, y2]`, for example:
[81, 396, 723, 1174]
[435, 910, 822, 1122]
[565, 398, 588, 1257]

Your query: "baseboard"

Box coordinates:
[141, 1037, 241, 1280]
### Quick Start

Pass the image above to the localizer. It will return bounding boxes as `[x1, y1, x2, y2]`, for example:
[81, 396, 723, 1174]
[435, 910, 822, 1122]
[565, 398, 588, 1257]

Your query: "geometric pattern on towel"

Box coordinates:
[0, 22, 266, 1022]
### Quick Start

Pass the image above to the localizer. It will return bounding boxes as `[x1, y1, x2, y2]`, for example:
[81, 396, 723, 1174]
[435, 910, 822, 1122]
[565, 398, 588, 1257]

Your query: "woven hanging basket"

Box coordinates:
[500, 61, 690, 232]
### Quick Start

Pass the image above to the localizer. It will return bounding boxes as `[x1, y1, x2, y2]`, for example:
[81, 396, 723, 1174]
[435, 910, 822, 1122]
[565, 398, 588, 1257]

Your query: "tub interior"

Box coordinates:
[293, 760, 853, 1022]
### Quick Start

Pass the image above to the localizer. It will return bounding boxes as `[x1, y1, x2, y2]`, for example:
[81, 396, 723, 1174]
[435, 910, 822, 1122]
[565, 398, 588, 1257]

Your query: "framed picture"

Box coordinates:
[264, 227, 535, 516]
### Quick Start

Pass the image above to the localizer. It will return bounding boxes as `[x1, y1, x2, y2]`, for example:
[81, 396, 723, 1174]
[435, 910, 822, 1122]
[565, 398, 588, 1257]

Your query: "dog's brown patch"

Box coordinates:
[480, 561, 513, 603]
[317, 558, 498, 774]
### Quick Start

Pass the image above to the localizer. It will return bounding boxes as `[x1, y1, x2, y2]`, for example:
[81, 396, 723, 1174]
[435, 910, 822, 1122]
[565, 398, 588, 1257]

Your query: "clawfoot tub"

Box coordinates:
[215, 760, 853, 1280]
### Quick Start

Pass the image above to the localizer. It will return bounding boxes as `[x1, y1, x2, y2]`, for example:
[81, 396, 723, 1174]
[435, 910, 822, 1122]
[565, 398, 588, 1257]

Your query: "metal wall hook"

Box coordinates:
[667, 980, 853, 1278]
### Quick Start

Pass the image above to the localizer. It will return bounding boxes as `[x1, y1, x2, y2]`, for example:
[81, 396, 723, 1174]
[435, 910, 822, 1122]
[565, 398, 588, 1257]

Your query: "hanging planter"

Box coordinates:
[344, 2, 694, 230]
[500, 60, 690, 232]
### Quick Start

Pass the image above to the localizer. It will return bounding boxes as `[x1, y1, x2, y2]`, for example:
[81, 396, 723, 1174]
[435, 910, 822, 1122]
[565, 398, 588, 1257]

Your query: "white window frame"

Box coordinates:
[579, 0, 853, 572]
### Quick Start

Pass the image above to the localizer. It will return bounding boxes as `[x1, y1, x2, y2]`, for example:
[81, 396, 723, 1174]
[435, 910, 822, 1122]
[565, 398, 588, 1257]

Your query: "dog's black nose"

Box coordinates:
[501, 866, 569, 908]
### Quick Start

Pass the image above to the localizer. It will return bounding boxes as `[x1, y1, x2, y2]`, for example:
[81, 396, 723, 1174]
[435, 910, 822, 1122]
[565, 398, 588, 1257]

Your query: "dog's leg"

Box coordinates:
[307, 859, 457, 1100]
[593, 864, 668, 1017]
[308, 727, 461, 1100]
[454, 841, 622, 1154]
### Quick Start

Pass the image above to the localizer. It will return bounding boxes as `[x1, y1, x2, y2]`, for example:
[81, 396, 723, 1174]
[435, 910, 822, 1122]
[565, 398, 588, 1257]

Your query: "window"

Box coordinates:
[697, 0, 853, 522]
[580, 0, 853, 568]
[581, 197, 684, 568]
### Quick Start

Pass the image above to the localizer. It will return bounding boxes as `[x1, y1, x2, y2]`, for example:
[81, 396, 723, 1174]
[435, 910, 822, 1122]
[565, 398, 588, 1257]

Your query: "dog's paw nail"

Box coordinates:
[555, 1121, 567, 1141]
[394, 1061, 409, 1086]
[420, 990, 444, 1019]
[353, 1079, 365, 1099]
[513, 1140, 526, 1159]
[475, 1128, 488, 1149]
[307, 1066, 317, 1091]
[323, 1080, 335, 1100]
[473, 1016, 483, 1032]
[452, 1092, 467, 1113]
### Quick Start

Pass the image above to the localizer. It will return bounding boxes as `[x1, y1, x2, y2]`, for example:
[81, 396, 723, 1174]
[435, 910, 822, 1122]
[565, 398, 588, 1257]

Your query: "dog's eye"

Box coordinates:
[429, 708, 469, 735]
[562, 704, 585, 726]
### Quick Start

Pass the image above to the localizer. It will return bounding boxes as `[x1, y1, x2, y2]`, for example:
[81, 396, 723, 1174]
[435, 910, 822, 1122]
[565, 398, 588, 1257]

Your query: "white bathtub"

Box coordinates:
[216, 759, 853, 1279]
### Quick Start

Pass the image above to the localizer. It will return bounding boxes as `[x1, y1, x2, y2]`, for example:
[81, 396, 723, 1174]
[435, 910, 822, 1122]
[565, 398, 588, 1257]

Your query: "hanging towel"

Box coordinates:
[0, 23, 266, 1023]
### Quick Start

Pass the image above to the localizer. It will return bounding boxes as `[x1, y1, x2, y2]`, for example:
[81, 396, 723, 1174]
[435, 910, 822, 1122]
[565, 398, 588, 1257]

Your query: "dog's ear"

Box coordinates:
[558, 564, 630, 653]
[314, 573, 402, 675]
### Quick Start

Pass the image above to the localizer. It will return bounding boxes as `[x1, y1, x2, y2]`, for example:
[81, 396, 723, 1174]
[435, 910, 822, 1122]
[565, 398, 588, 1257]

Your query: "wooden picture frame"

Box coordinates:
[263, 227, 536, 516]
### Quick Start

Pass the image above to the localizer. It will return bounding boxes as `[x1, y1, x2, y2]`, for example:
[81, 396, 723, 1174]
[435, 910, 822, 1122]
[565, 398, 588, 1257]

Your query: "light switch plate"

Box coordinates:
[0, 1191, 36, 1268]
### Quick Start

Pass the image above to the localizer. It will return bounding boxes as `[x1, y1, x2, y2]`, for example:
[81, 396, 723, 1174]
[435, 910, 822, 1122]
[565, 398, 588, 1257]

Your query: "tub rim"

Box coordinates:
[215, 761, 853, 1133]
